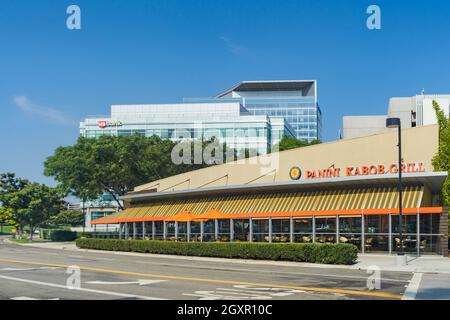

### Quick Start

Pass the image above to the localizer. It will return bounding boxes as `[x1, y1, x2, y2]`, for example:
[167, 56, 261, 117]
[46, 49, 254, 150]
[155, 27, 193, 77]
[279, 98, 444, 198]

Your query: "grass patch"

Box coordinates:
[8, 237, 48, 244]
[0, 225, 15, 235]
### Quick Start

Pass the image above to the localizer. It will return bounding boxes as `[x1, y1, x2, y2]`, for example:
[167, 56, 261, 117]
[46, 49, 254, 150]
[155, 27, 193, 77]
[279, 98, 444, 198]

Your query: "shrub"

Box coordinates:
[76, 231, 94, 239]
[42, 229, 77, 242]
[75, 239, 358, 265]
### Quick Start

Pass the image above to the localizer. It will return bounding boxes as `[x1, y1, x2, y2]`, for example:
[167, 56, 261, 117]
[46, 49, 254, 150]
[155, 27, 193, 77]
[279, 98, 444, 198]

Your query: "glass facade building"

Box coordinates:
[80, 102, 296, 155]
[185, 80, 321, 142]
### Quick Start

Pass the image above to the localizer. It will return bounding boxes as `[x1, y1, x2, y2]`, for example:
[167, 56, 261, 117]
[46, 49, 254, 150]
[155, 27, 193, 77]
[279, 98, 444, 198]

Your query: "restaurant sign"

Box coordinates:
[97, 120, 123, 128]
[290, 162, 426, 180]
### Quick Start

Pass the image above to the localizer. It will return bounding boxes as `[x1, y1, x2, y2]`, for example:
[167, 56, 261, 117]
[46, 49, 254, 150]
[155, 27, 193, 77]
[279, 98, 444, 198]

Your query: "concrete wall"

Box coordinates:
[341, 115, 387, 139]
[135, 125, 440, 193]
[388, 97, 414, 128]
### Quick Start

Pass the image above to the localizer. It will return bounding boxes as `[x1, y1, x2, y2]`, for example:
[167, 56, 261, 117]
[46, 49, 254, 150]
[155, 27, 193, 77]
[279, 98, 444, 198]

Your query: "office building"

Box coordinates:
[80, 102, 296, 155]
[185, 80, 321, 143]
[342, 94, 450, 139]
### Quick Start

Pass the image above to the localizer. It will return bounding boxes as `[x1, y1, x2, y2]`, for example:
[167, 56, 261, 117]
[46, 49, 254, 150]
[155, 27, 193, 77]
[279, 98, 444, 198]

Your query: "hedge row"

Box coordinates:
[42, 229, 77, 242]
[76, 239, 358, 265]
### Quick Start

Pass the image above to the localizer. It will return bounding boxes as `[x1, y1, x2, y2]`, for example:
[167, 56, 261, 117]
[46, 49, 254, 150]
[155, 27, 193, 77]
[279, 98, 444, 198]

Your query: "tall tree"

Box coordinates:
[432, 100, 450, 206]
[2, 183, 63, 240]
[44, 135, 233, 210]
[50, 210, 85, 227]
[0, 173, 30, 235]
[274, 136, 320, 152]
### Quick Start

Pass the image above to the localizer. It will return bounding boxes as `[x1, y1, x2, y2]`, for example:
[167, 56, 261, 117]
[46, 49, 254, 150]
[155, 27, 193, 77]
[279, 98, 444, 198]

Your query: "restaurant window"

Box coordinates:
[418, 235, 440, 254]
[420, 214, 440, 235]
[154, 221, 164, 240]
[339, 216, 362, 251]
[252, 219, 269, 242]
[234, 219, 250, 242]
[365, 215, 389, 234]
[203, 220, 215, 242]
[177, 222, 188, 242]
[364, 215, 389, 253]
[217, 220, 231, 242]
[365, 235, 389, 253]
[392, 235, 417, 253]
[293, 218, 313, 243]
[392, 215, 417, 234]
[419, 214, 443, 254]
[126, 223, 133, 240]
[272, 219, 290, 243]
[190, 222, 201, 242]
[144, 222, 152, 240]
[315, 217, 336, 243]
[166, 222, 176, 241]
[392, 215, 417, 253]
[135, 222, 143, 239]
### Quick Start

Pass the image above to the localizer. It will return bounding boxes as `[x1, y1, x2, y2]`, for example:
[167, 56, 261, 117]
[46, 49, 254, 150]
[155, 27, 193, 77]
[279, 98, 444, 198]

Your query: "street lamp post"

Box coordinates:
[386, 118, 405, 261]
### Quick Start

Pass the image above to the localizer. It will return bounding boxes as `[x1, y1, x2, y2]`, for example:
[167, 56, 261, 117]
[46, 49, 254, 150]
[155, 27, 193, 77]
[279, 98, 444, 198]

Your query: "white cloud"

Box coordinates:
[13, 95, 74, 126]
[219, 36, 249, 56]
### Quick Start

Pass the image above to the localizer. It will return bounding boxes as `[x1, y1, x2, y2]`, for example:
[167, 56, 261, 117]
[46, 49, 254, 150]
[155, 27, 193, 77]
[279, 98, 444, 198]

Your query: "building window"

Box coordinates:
[218, 220, 231, 239]
[315, 217, 336, 243]
[272, 219, 291, 243]
[339, 216, 362, 251]
[364, 215, 389, 252]
[293, 218, 313, 243]
[252, 219, 269, 242]
[91, 211, 115, 221]
[233, 219, 250, 242]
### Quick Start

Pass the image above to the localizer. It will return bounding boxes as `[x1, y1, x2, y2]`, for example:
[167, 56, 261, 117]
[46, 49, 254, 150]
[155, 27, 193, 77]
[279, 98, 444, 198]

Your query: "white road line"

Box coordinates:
[86, 279, 167, 286]
[11, 297, 60, 300]
[402, 273, 423, 300]
[0, 267, 60, 271]
[133, 260, 407, 283]
[0, 275, 166, 300]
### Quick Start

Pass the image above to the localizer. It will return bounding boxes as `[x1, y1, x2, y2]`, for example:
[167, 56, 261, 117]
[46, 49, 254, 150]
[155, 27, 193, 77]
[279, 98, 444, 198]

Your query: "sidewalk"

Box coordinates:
[7, 239, 450, 274]
[353, 254, 450, 274]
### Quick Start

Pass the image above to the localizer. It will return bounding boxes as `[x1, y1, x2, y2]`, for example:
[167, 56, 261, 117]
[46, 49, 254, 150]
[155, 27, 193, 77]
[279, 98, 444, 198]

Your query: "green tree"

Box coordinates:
[3, 183, 63, 240]
[51, 210, 85, 227]
[274, 136, 320, 152]
[432, 100, 450, 206]
[0, 173, 30, 234]
[44, 135, 235, 210]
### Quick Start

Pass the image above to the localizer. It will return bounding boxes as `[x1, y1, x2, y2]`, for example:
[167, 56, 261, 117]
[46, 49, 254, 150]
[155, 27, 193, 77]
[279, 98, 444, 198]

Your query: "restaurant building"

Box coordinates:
[92, 125, 448, 255]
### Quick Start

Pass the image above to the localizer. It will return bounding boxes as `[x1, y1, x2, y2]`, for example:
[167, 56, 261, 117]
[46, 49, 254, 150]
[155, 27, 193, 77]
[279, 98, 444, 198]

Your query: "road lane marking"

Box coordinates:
[0, 274, 166, 300]
[0, 258, 402, 299]
[402, 273, 423, 300]
[86, 279, 167, 286]
[11, 297, 60, 300]
[133, 260, 408, 283]
[0, 267, 61, 271]
[183, 290, 272, 300]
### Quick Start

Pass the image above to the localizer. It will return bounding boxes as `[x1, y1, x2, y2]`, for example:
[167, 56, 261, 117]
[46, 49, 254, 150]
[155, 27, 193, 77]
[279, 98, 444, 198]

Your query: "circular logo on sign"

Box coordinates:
[289, 166, 302, 180]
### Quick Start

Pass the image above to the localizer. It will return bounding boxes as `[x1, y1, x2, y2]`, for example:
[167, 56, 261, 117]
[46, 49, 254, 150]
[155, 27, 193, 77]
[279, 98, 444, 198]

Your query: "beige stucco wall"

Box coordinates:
[135, 125, 439, 193]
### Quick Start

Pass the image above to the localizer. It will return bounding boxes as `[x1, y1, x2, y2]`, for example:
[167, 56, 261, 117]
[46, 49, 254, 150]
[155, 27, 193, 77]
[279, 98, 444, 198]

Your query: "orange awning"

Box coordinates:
[195, 209, 226, 221]
[164, 211, 199, 222]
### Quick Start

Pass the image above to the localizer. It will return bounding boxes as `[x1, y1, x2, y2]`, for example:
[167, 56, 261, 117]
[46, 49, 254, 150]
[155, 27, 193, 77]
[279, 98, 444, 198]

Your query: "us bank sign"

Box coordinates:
[289, 162, 426, 180]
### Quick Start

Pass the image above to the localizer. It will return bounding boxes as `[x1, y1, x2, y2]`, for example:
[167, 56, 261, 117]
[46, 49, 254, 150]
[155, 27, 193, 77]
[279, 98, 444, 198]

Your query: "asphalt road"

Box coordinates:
[0, 238, 413, 300]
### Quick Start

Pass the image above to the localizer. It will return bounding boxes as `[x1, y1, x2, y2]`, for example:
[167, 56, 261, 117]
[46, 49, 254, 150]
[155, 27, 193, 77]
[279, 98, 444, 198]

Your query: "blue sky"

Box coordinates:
[1, 0, 450, 184]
